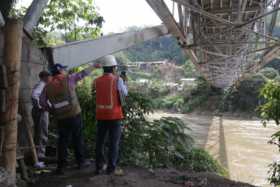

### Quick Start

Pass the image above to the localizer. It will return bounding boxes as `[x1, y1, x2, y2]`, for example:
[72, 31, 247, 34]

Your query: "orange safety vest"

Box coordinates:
[46, 74, 81, 119]
[95, 74, 124, 120]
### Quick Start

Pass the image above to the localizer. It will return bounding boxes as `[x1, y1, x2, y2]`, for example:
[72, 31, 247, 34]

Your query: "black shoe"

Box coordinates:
[77, 160, 91, 170]
[106, 169, 114, 175]
[94, 169, 100, 175]
[55, 168, 65, 175]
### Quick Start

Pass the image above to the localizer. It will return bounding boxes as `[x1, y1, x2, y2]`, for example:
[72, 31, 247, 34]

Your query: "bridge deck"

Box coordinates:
[147, 0, 279, 88]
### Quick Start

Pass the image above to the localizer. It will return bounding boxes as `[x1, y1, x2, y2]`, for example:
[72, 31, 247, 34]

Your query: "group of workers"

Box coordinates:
[31, 55, 128, 175]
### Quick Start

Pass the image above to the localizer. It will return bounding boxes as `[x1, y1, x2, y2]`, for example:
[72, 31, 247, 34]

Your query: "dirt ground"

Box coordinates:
[30, 112, 278, 187]
[31, 166, 255, 187]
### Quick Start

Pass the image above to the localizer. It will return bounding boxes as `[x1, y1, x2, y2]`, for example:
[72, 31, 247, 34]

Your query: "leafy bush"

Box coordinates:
[76, 81, 225, 175]
[183, 60, 198, 78]
[182, 95, 209, 113]
[76, 78, 97, 156]
[258, 81, 280, 125]
[122, 116, 194, 168]
[222, 74, 267, 113]
[154, 95, 184, 111]
[182, 148, 228, 176]
[180, 77, 213, 113]
[258, 80, 280, 185]
[260, 67, 279, 79]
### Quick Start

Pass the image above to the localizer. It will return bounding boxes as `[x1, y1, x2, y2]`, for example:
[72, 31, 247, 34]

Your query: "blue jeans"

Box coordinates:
[95, 120, 122, 172]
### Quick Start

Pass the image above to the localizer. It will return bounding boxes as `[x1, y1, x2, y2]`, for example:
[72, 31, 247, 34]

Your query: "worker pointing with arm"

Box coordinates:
[93, 55, 128, 175]
[40, 63, 100, 175]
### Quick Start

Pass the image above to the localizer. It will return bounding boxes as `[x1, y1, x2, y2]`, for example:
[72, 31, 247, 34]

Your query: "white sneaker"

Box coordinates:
[34, 161, 46, 169]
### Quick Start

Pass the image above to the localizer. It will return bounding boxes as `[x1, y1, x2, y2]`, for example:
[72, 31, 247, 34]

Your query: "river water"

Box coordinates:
[151, 112, 280, 187]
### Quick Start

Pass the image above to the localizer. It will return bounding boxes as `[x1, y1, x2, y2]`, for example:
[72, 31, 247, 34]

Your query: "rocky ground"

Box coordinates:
[30, 166, 255, 187]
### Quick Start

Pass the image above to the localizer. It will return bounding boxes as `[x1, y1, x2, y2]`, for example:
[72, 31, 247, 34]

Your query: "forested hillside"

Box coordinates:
[121, 35, 187, 64]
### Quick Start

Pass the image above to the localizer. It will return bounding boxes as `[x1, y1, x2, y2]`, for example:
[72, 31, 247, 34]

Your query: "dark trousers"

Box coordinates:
[95, 120, 122, 172]
[32, 107, 49, 159]
[57, 114, 85, 169]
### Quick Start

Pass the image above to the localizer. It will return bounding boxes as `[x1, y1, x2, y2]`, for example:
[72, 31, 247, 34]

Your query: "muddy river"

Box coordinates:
[151, 112, 280, 187]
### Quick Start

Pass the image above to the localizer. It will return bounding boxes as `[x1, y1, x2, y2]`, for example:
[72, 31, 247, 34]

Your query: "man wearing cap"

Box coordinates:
[93, 55, 128, 175]
[40, 63, 100, 174]
[31, 70, 51, 168]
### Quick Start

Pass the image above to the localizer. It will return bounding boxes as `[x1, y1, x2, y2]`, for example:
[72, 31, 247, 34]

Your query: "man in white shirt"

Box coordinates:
[31, 71, 51, 165]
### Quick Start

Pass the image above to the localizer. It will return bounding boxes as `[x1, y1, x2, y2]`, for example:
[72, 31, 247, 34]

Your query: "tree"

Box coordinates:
[258, 80, 280, 185]
[121, 31, 187, 64]
[0, 0, 15, 19]
[35, 0, 104, 46]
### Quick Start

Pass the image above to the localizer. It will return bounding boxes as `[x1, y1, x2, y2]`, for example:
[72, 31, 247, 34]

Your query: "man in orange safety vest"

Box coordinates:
[93, 55, 128, 175]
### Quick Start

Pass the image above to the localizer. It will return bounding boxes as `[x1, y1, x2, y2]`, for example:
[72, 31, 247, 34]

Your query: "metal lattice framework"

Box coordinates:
[146, 0, 280, 88]
[1, 0, 280, 88]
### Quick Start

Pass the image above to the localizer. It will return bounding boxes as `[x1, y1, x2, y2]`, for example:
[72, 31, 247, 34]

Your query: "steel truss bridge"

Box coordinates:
[1, 0, 280, 88]
[146, 0, 280, 88]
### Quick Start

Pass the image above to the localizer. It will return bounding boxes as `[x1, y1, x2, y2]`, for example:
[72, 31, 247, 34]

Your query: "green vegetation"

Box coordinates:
[183, 148, 228, 176]
[150, 76, 215, 113]
[10, 0, 104, 46]
[221, 66, 280, 114]
[119, 34, 187, 64]
[0, 0, 15, 19]
[36, 0, 103, 45]
[75, 75, 226, 176]
[258, 80, 280, 185]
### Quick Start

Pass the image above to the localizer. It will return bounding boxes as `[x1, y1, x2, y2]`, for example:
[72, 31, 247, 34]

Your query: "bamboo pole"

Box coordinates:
[0, 19, 23, 179]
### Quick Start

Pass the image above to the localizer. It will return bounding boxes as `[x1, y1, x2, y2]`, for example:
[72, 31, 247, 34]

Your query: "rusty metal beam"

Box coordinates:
[146, 0, 199, 65]
[268, 0, 280, 35]
[51, 25, 169, 68]
[177, 3, 184, 30]
[262, 46, 280, 66]
[238, 0, 248, 22]
[23, 0, 50, 34]
[236, 6, 280, 29]
[209, 7, 258, 14]
[172, 0, 234, 25]
[201, 48, 230, 58]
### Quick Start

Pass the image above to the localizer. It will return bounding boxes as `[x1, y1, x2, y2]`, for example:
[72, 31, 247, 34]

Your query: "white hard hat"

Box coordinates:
[100, 55, 118, 67]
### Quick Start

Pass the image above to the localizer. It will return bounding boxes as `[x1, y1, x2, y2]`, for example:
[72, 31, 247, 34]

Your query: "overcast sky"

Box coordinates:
[18, 0, 169, 34]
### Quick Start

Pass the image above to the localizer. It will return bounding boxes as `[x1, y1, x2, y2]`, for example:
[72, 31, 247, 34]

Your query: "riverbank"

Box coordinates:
[150, 111, 280, 187]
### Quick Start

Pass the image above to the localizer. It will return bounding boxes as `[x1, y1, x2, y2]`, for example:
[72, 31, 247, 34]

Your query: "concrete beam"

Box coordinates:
[0, 11, 5, 27]
[262, 46, 280, 66]
[23, 0, 49, 34]
[50, 25, 169, 68]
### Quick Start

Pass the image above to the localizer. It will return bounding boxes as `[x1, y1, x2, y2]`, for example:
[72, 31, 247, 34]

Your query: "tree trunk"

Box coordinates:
[0, 19, 23, 179]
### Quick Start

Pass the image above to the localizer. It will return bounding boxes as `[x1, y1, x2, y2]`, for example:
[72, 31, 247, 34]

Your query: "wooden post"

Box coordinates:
[0, 19, 23, 179]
